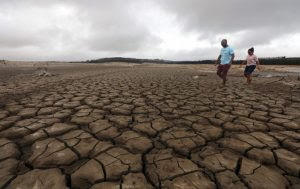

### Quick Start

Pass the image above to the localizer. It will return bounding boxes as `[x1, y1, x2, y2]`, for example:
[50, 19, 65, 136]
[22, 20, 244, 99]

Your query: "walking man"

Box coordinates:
[215, 39, 235, 86]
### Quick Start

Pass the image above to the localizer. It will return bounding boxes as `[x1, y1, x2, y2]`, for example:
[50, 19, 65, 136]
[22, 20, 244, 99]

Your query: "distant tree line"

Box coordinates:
[235, 57, 300, 65]
[86, 57, 300, 65]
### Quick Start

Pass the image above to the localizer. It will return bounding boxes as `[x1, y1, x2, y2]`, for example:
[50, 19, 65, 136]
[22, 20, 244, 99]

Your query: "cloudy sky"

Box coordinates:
[0, 0, 300, 61]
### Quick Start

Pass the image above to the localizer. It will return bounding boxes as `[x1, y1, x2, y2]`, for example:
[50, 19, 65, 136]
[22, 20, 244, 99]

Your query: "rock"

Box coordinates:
[71, 159, 105, 189]
[44, 123, 77, 136]
[192, 124, 223, 141]
[0, 116, 21, 131]
[234, 134, 266, 148]
[28, 138, 78, 168]
[0, 158, 19, 188]
[0, 126, 32, 139]
[95, 147, 142, 180]
[216, 112, 236, 122]
[19, 129, 48, 146]
[133, 123, 157, 137]
[90, 182, 120, 189]
[89, 119, 121, 140]
[63, 101, 81, 108]
[249, 132, 279, 148]
[162, 171, 216, 189]
[146, 150, 199, 187]
[283, 121, 300, 130]
[192, 150, 240, 173]
[17, 108, 37, 118]
[108, 115, 132, 128]
[285, 175, 300, 189]
[279, 131, 300, 140]
[247, 148, 275, 164]
[160, 127, 206, 155]
[115, 131, 153, 153]
[6, 105, 23, 114]
[59, 130, 99, 157]
[216, 170, 247, 189]
[218, 138, 251, 154]
[223, 122, 248, 132]
[240, 158, 289, 189]
[38, 107, 60, 115]
[232, 109, 251, 117]
[122, 173, 154, 189]
[0, 138, 20, 160]
[71, 116, 98, 125]
[111, 104, 133, 115]
[14, 118, 37, 127]
[7, 169, 67, 189]
[53, 109, 72, 119]
[208, 118, 224, 127]
[269, 112, 294, 120]
[282, 139, 300, 152]
[250, 114, 269, 122]
[151, 119, 172, 131]
[270, 118, 290, 126]
[275, 149, 300, 177]
[89, 141, 114, 158]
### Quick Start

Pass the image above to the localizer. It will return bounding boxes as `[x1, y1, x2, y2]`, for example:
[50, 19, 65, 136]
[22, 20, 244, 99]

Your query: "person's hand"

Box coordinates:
[214, 61, 218, 66]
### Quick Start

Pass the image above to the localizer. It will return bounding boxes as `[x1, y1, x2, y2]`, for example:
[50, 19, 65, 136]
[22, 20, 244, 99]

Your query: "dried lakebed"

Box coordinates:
[0, 65, 299, 189]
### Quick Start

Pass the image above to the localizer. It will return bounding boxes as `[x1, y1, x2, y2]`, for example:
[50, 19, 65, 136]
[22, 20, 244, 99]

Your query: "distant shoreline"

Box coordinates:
[1, 56, 300, 65]
[86, 57, 300, 65]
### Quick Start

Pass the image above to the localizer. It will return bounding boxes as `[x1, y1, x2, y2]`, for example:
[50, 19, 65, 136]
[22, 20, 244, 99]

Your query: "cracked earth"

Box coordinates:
[0, 64, 299, 189]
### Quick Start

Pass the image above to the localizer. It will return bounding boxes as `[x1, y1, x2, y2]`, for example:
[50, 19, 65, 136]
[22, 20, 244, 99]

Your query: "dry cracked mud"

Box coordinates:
[0, 64, 299, 189]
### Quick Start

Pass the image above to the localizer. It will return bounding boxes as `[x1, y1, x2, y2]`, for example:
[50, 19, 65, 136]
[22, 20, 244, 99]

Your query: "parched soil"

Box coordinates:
[0, 64, 299, 189]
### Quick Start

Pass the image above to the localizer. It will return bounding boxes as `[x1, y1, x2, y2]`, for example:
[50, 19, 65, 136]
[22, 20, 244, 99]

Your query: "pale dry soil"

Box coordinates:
[0, 63, 299, 189]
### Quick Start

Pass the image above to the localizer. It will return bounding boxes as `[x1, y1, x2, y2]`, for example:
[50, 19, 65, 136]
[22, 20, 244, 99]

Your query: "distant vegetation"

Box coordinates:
[87, 57, 214, 64]
[87, 57, 300, 65]
[236, 57, 300, 65]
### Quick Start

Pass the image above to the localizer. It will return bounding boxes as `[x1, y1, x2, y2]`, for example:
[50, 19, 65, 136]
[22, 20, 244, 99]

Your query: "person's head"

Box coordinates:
[248, 47, 254, 55]
[221, 39, 228, 48]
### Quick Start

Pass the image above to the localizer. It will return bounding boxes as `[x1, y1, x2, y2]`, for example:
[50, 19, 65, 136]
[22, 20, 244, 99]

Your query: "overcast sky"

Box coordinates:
[0, 0, 300, 61]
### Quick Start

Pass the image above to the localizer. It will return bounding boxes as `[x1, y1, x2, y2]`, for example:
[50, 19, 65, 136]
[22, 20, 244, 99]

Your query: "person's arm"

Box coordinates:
[229, 48, 235, 64]
[215, 55, 221, 65]
[256, 57, 261, 70]
[229, 53, 235, 64]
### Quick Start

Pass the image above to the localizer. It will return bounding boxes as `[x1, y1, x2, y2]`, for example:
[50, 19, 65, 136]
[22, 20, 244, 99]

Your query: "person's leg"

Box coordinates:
[222, 64, 230, 85]
[244, 74, 249, 84]
[249, 75, 252, 84]
[244, 66, 251, 84]
[248, 65, 256, 84]
[217, 65, 223, 79]
[247, 75, 250, 84]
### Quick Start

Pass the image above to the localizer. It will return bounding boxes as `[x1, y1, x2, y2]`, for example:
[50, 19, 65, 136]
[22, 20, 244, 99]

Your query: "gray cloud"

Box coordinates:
[0, 0, 299, 61]
[155, 0, 300, 47]
[0, 0, 162, 60]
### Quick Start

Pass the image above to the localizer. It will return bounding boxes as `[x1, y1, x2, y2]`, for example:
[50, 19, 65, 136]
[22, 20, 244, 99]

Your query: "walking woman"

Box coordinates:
[240, 47, 261, 84]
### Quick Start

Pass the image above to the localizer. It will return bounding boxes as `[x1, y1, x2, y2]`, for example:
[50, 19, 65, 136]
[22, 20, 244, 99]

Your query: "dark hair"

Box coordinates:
[248, 47, 254, 52]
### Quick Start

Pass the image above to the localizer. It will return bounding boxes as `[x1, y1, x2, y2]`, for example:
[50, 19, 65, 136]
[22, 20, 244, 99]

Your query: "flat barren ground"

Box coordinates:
[0, 63, 299, 189]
